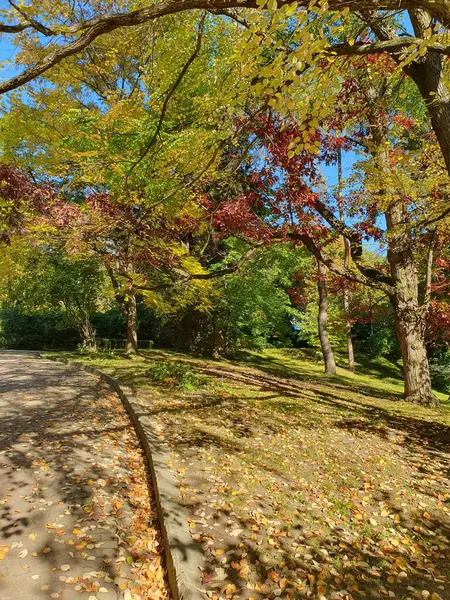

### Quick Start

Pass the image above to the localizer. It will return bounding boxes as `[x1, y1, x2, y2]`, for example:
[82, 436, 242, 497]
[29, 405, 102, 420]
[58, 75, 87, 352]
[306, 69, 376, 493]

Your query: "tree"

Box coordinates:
[336, 146, 355, 371]
[210, 77, 448, 405]
[316, 260, 337, 374]
[0, 0, 449, 99]
[2, 1, 450, 183]
[3, 246, 110, 349]
[47, 189, 219, 353]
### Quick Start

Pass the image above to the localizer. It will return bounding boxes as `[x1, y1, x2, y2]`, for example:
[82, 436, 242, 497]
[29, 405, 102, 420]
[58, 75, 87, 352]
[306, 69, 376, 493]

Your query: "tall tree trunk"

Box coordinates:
[368, 8, 450, 175]
[371, 114, 439, 407]
[125, 295, 138, 355]
[387, 206, 437, 406]
[392, 293, 437, 407]
[211, 314, 226, 359]
[337, 147, 355, 371]
[406, 9, 450, 175]
[317, 260, 337, 374]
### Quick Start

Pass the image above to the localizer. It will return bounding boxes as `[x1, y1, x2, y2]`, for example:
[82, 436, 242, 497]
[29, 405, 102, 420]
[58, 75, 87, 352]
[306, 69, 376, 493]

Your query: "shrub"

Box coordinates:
[429, 354, 450, 393]
[146, 361, 209, 391]
[0, 307, 79, 349]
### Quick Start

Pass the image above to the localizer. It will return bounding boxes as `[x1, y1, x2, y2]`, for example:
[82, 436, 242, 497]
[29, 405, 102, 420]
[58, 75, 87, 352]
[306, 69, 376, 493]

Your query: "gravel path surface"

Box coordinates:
[0, 353, 169, 600]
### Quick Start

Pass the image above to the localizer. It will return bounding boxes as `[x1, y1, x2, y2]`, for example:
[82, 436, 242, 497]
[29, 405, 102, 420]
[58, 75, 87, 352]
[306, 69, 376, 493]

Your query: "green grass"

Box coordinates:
[46, 348, 450, 600]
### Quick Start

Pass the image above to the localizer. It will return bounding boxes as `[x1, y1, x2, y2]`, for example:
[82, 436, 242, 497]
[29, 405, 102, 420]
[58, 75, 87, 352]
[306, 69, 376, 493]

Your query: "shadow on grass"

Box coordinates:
[55, 349, 450, 598]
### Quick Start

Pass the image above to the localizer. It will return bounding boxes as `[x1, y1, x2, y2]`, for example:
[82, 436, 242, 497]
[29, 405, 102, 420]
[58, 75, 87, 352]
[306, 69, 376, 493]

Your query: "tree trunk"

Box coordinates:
[125, 295, 138, 355]
[343, 287, 355, 371]
[366, 9, 450, 176]
[386, 194, 438, 407]
[368, 107, 439, 408]
[393, 295, 438, 407]
[211, 315, 226, 358]
[317, 260, 337, 374]
[337, 147, 355, 372]
[411, 60, 450, 176]
[80, 315, 96, 351]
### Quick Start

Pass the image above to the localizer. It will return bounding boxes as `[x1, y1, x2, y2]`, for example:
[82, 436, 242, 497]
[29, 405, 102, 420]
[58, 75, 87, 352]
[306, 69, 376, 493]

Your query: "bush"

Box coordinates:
[146, 361, 209, 390]
[0, 307, 79, 349]
[91, 304, 163, 343]
[429, 354, 450, 393]
[353, 323, 400, 359]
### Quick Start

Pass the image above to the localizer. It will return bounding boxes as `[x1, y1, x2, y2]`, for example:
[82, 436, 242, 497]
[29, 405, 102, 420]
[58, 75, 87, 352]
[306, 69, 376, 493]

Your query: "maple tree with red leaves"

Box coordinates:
[46, 192, 213, 354]
[0, 165, 53, 244]
[207, 52, 450, 406]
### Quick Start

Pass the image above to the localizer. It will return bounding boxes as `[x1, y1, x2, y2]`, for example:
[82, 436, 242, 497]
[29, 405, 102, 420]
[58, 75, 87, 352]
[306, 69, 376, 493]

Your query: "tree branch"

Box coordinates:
[132, 243, 263, 292]
[313, 197, 393, 287]
[7, 0, 55, 36]
[328, 36, 450, 57]
[0, 22, 29, 33]
[126, 12, 206, 180]
[0, 0, 449, 95]
[295, 233, 395, 297]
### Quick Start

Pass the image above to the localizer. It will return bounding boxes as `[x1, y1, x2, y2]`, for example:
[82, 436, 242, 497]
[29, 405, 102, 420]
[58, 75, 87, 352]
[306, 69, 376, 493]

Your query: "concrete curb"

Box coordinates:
[41, 355, 204, 600]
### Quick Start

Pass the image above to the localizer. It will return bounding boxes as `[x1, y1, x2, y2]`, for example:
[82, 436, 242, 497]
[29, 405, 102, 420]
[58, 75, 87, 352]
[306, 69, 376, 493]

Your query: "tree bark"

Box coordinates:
[387, 207, 437, 406]
[125, 295, 138, 355]
[317, 260, 337, 375]
[392, 293, 437, 407]
[371, 113, 439, 407]
[211, 314, 227, 358]
[80, 315, 96, 351]
[366, 8, 450, 176]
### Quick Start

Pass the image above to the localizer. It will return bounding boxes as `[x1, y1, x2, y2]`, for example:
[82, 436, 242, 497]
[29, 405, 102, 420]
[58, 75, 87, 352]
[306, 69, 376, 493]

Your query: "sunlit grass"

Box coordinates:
[45, 347, 450, 598]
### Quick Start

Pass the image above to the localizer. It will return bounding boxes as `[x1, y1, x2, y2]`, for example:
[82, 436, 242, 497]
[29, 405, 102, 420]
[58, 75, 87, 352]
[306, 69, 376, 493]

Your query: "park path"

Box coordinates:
[0, 354, 169, 600]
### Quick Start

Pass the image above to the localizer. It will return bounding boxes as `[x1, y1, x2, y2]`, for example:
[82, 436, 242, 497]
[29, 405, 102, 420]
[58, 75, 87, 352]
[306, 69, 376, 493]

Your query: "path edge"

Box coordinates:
[42, 354, 204, 600]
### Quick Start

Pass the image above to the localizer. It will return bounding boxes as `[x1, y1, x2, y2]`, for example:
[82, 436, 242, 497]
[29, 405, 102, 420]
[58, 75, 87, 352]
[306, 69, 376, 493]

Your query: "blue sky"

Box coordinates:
[0, 0, 20, 75]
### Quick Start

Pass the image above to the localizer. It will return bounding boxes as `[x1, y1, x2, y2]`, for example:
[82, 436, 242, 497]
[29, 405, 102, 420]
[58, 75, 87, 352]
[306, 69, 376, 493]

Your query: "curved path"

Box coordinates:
[0, 353, 169, 600]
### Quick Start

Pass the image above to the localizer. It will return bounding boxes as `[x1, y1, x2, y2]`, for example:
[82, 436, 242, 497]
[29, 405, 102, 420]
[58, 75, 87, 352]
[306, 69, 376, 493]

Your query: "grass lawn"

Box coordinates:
[47, 349, 450, 600]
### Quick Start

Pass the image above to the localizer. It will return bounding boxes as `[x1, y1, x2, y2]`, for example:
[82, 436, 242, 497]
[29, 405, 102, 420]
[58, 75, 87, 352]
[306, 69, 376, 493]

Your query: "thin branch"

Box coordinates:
[132, 243, 263, 291]
[417, 204, 450, 229]
[313, 197, 393, 286]
[295, 232, 395, 297]
[328, 36, 450, 57]
[126, 12, 206, 180]
[0, 22, 29, 33]
[207, 9, 249, 28]
[7, 0, 55, 36]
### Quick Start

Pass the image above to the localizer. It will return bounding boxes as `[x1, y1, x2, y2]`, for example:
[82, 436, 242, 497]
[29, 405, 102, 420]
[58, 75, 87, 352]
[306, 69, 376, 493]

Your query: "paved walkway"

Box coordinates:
[0, 354, 168, 600]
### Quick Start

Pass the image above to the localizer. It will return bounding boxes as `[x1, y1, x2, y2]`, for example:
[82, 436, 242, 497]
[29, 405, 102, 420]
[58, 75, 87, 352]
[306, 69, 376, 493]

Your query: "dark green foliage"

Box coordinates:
[353, 314, 400, 360]
[429, 352, 450, 393]
[90, 308, 126, 339]
[0, 307, 79, 349]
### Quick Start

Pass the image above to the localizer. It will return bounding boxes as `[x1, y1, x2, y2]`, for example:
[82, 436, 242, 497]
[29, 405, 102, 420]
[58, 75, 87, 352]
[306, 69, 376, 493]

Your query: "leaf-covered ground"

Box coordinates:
[53, 349, 450, 600]
[0, 354, 170, 600]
